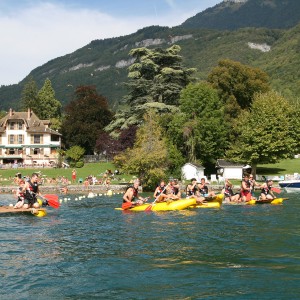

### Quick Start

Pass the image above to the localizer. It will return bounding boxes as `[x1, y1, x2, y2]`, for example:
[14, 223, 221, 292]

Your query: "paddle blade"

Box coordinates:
[271, 187, 281, 194]
[122, 202, 133, 210]
[43, 194, 59, 201]
[47, 198, 60, 209]
[145, 204, 153, 212]
[43, 194, 60, 209]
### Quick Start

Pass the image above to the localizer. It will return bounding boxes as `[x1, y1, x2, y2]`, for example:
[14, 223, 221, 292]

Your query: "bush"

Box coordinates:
[75, 161, 84, 168]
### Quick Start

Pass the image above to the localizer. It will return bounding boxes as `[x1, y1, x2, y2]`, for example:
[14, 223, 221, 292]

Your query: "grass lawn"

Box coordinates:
[0, 158, 299, 187]
[257, 158, 300, 176]
[0, 162, 135, 186]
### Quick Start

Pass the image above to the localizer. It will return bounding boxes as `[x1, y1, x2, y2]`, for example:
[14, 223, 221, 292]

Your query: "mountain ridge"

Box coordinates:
[0, 0, 299, 110]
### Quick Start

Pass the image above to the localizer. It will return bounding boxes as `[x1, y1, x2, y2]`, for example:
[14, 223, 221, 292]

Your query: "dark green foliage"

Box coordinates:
[226, 91, 296, 173]
[125, 45, 196, 106]
[62, 86, 113, 154]
[20, 76, 39, 111]
[75, 160, 84, 168]
[165, 82, 228, 170]
[181, 0, 300, 30]
[207, 59, 270, 120]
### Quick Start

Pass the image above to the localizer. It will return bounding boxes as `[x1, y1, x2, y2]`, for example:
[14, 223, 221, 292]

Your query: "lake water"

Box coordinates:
[0, 192, 299, 299]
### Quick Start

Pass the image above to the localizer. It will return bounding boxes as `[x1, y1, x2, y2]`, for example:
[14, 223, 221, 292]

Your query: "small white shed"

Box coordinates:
[181, 163, 205, 182]
[216, 159, 247, 180]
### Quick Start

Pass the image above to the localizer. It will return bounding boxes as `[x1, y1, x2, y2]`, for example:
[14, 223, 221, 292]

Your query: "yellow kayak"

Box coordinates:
[246, 198, 288, 205]
[188, 194, 223, 209]
[193, 201, 221, 209]
[115, 198, 197, 211]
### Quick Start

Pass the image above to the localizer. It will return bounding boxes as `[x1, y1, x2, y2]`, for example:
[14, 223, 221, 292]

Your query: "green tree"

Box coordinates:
[62, 86, 113, 154]
[114, 111, 169, 189]
[226, 91, 296, 175]
[208, 59, 270, 119]
[37, 78, 62, 119]
[107, 45, 196, 134]
[126, 45, 196, 106]
[20, 76, 40, 112]
[167, 82, 228, 170]
[65, 145, 85, 168]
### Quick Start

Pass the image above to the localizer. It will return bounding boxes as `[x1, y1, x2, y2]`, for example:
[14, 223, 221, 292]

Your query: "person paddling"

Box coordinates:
[240, 174, 252, 202]
[21, 173, 42, 209]
[123, 179, 145, 206]
[222, 179, 240, 203]
[260, 179, 275, 200]
[153, 180, 169, 202]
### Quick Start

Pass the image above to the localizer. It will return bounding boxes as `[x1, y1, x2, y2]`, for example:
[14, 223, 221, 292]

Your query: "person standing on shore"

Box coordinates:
[72, 169, 77, 183]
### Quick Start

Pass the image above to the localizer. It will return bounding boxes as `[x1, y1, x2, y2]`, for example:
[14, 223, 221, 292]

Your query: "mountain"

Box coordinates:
[0, 0, 299, 111]
[181, 0, 300, 30]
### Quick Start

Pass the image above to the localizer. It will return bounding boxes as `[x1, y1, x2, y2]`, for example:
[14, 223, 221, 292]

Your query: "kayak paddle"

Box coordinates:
[145, 184, 169, 212]
[271, 187, 281, 194]
[122, 202, 133, 210]
[42, 194, 60, 209]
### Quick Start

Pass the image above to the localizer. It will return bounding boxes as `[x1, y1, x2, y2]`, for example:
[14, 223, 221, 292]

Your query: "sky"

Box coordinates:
[0, 0, 221, 86]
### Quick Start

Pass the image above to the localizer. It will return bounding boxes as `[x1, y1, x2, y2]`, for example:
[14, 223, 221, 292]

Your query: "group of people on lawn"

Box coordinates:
[123, 174, 276, 206]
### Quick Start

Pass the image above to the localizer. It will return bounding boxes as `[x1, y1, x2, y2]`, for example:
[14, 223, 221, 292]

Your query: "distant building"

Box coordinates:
[0, 108, 61, 166]
[216, 159, 248, 180]
[181, 163, 205, 182]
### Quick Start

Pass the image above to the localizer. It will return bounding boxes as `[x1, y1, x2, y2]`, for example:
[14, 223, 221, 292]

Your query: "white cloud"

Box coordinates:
[0, 1, 215, 85]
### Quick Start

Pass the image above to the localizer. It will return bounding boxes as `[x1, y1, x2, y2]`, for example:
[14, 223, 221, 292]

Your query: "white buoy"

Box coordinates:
[107, 190, 113, 196]
[87, 192, 94, 198]
[9, 203, 13, 207]
[99, 193, 102, 197]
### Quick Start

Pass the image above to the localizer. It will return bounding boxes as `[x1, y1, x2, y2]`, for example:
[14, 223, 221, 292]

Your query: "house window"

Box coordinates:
[33, 134, 41, 144]
[51, 134, 60, 142]
[18, 135, 23, 144]
[9, 149, 16, 155]
[33, 148, 40, 155]
[9, 122, 15, 130]
[18, 122, 23, 130]
[9, 135, 15, 144]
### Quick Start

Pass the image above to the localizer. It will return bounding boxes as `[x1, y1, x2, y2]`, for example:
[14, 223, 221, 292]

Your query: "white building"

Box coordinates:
[0, 108, 61, 166]
[216, 159, 247, 180]
[181, 163, 205, 182]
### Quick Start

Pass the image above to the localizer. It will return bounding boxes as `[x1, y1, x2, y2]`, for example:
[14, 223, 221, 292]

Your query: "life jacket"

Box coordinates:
[224, 185, 234, 197]
[186, 185, 197, 196]
[123, 185, 139, 203]
[17, 187, 25, 201]
[261, 185, 271, 195]
[199, 185, 208, 196]
[155, 185, 166, 197]
[170, 185, 179, 195]
[242, 179, 250, 191]
[25, 180, 38, 201]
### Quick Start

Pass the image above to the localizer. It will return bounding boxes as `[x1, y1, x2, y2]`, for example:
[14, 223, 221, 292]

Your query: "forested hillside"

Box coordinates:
[0, 0, 299, 111]
[181, 0, 300, 30]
